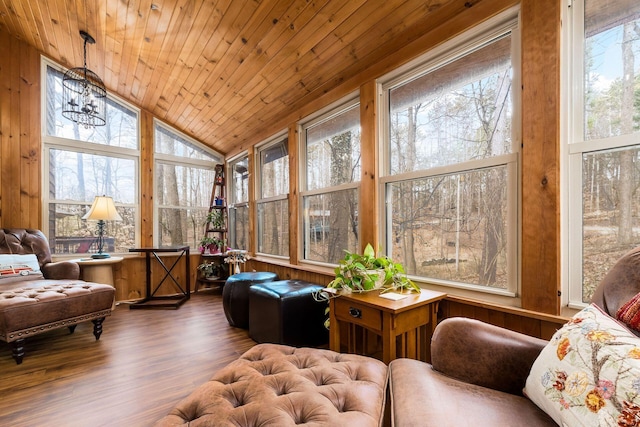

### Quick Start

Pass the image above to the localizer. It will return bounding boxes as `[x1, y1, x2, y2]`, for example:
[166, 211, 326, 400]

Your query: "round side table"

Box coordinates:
[72, 256, 124, 286]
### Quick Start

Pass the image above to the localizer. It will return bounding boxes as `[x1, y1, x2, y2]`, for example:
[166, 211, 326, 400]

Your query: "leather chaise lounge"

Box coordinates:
[0, 228, 115, 364]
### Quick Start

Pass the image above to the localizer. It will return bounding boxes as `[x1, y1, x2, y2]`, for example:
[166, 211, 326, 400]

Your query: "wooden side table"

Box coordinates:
[128, 246, 190, 309]
[73, 256, 123, 286]
[329, 289, 446, 363]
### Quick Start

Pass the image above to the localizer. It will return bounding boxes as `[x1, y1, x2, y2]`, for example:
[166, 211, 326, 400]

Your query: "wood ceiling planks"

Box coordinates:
[0, 0, 467, 154]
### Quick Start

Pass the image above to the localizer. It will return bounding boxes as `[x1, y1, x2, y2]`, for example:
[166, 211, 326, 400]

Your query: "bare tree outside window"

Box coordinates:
[229, 157, 249, 250]
[154, 123, 222, 250]
[257, 138, 289, 257]
[302, 103, 361, 264]
[384, 31, 516, 291]
[44, 63, 138, 255]
[574, 0, 640, 302]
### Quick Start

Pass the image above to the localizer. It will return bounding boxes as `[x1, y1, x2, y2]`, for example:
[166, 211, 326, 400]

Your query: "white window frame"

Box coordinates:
[41, 57, 141, 256]
[299, 95, 361, 267]
[378, 7, 521, 297]
[227, 152, 250, 251]
[255, 131, 290, 259]
[563, 0, 640, 308]
[153, 119, 223, 248]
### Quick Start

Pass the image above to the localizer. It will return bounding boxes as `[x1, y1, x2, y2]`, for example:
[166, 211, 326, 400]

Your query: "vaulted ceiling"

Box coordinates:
[0, 0, 467, 155]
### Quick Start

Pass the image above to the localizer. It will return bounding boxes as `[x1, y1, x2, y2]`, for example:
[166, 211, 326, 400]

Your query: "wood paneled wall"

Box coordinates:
[0, 30, 41, 228]
[0, 0, 565, 329]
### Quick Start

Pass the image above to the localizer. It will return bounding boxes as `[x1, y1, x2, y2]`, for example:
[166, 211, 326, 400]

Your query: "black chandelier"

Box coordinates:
[62, 30, 106, 128]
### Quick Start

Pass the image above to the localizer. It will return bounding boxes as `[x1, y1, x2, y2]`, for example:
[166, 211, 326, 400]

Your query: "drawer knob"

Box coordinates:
[349, 307, 362, 318]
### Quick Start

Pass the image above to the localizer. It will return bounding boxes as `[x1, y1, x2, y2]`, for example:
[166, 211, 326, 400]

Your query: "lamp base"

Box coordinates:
[91, 253, 111, 259]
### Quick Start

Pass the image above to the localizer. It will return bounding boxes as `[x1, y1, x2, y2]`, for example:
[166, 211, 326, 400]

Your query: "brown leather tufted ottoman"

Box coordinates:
[0, 280, 115, 363]
[155, 343, 388, 427]
[249, 280, 328, 347]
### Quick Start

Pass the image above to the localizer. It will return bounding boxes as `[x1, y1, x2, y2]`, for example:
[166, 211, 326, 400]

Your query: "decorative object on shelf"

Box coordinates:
[198, 236, 224, 254]
[204, 209, 225, 230]
[197, 261, 225, 280]
[224, 250, 248, 275]
[82, 195, 122, 259]
[62, 30, 106, 128]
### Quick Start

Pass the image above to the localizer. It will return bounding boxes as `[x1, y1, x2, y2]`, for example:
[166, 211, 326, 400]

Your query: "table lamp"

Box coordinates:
[82, 195, 122, 259]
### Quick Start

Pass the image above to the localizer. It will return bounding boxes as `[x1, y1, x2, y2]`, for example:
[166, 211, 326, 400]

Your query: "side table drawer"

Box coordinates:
[334, 298, 381, 331]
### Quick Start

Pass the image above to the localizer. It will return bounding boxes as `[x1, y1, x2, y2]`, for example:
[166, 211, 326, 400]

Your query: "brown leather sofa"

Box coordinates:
[387, 247, 640, 426]
[0, 228, 115, 364]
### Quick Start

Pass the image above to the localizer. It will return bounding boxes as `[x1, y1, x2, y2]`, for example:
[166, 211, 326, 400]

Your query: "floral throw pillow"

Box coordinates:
[524, 304, 640, 426]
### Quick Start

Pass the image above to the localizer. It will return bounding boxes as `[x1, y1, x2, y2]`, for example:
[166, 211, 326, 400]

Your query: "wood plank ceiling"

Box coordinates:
[0, 0, 464, 155]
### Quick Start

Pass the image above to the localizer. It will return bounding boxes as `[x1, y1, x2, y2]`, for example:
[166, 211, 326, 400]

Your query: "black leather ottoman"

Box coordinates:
[249, 280, 329, 347]
[222, 272, 278, 328]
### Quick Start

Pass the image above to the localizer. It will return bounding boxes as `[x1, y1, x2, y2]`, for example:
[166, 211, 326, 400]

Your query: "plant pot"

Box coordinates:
[366, 270, 386, 289]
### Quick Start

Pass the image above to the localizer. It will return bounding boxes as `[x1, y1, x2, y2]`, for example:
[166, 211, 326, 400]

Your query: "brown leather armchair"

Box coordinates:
[389, 317, 557, 426]
[590, 246, 640, 336]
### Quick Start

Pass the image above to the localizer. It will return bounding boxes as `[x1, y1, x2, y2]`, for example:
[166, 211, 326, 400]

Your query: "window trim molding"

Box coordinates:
[298, 94, 361, 264]
[41, 56, 141, 257]
[377, 8, 521, 296]
[152, 119, 223, 248]
[254, 130, 290, 259]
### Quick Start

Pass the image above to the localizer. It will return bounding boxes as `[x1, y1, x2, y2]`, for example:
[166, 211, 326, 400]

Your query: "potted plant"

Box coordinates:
[325, 243, 421, 294]
[199, 236, 223, 254]
[204, 210, 225, 230]
[197, 261, 224, 280]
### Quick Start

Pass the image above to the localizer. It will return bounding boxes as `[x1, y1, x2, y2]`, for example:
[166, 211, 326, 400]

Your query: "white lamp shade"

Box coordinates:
[82, 196, 123, 221]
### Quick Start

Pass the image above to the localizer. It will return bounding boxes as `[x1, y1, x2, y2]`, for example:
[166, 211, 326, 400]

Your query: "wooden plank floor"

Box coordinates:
[0, 292, 256, 427]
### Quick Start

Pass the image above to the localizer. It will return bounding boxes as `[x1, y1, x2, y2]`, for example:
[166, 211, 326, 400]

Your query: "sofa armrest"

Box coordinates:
[431, 317, 548, 395]
[41, 261, 80, 280]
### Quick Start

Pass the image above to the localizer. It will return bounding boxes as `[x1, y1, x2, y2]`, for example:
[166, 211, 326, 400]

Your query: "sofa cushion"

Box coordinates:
[0, 254, 44, 286]
[525, 304, 640, 426]
[616, 291, 640, 332]
[389, 358, 556, 426]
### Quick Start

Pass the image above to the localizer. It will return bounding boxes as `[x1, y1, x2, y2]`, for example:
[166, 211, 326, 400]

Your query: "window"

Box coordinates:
[566, 0, 640, 305]
[228, 155, 249, 250]
[256, 135, 289, 257]
[43, 60, 139, 255]
[381, 12, 520, 295]
[154, 121, 223, 249]
[301, 100, 361, 264]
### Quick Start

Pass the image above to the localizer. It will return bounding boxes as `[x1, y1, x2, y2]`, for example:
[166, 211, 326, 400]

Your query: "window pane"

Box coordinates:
[49, 148, 136, 204]
[306, 105, 361, 191]
[46, 66, 138, 149]
[49, 203, 135, 255]
[155, 125, 220, 161]
[389, 35, 512, 174]
[582, 147, 640, 302]
[303, 189, 359, 264]
[583, 1, 640, 141]
[154, 120, 217, 249]
[157, 207, 209, 248]
[231, 157, 249, 204]
[156, 163, 214, 208]
[229, 204, 249, 250]
[260, 140, 289, 198]
[257, 200, 289, 256]
[387, 167, 508, 289]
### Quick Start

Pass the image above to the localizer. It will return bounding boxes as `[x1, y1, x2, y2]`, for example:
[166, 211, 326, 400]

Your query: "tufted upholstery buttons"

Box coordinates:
[155, 344, 388, 427]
